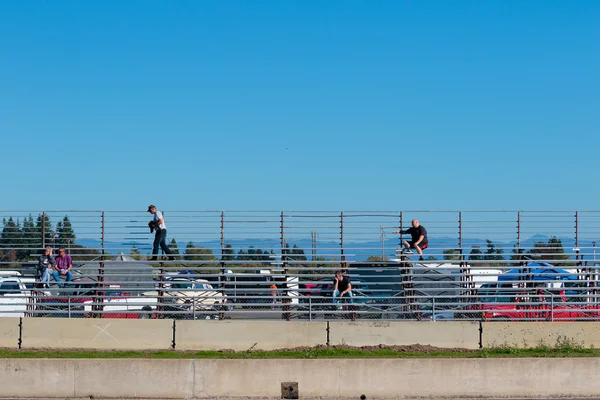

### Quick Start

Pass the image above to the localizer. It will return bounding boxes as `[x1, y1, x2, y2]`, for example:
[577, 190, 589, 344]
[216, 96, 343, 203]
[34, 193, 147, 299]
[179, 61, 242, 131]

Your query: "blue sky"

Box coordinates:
[1, 1, 598, 212]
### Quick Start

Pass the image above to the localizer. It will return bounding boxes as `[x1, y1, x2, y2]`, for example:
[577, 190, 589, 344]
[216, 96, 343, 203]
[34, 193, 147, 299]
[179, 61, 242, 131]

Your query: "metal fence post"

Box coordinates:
[41, 211, 46, 248]
[340, 212, 345, 272]
[517, 211, 521, 255]
[94, 211, 105, 318]
[398, 211, 403, 249]
[551, 293, 554, 322]
[220, 211, 225, 296]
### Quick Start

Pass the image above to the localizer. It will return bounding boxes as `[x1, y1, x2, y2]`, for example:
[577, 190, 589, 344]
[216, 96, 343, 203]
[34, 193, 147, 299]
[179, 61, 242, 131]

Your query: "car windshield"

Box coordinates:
[0, 281, 21, 295]
[171, 281, 193, 290]
[479, 288, 513, 303]
[193, 283, 212, 290]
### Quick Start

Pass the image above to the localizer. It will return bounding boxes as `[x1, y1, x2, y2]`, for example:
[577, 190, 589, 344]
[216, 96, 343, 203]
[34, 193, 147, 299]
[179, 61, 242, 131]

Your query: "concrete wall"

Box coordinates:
[0, 318, 19, 348]
[176, 320, 327, 351]
[10, 318, 600, 352]
[3, 358, 600, 398]
[482, 321, 600, 348]
[21, 318, 173, 350]
[329, 321, 480, 349]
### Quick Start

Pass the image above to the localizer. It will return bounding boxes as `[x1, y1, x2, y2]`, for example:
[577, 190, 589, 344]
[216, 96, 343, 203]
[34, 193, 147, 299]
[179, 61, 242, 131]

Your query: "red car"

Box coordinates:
[479, 288, 599, 321]
[35, 279, 141, 319]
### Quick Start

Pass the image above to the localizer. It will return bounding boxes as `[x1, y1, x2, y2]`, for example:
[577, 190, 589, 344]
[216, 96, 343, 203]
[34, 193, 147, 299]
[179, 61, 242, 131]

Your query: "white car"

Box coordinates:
[141, 277, 229, 319]
[0, 277, 48, 317]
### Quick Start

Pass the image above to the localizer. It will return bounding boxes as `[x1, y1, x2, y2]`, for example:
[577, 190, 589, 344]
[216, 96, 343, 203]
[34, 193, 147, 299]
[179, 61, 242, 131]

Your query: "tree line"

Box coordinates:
[0, 214, 100, 266]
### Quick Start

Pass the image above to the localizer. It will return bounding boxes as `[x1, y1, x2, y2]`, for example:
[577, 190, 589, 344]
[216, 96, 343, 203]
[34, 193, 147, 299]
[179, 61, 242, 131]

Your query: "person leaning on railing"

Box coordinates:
[394, 219, 428, 261]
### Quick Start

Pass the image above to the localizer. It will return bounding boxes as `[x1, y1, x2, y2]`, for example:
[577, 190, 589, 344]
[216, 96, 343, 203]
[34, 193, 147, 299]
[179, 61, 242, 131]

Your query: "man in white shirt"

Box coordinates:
[147, 204, 173, 261]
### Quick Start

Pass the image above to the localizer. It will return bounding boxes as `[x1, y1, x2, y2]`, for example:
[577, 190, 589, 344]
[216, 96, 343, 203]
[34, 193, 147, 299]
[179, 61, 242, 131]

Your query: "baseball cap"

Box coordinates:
[147, 205, 156, 212]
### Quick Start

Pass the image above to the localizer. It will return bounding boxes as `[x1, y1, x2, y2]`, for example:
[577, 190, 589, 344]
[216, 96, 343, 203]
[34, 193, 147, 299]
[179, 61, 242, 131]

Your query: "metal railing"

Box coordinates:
[0, 210, 599, 320]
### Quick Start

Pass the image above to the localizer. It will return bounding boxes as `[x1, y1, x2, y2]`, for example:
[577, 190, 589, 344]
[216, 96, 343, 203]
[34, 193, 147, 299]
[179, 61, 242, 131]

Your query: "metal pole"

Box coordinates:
[517, 211, 521, 251]
[381, 226, 385, 260]
[399, 211, 403, 249]
[280, 212, 286, 272]
[575, 211, 579, 250]
[220, 211, 225, 295]
[340, 212, 345, 272]
[311, 230, 316, 262]
[42, 212, 46, 248]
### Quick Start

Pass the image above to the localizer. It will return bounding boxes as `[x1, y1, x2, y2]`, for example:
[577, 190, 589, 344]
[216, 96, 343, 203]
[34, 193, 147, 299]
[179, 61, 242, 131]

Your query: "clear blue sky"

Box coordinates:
[1, 1, 598, 211]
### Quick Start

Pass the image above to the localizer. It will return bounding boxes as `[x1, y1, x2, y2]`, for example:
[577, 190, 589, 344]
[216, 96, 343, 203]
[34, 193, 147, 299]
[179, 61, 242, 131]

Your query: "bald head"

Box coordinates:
[412, 219, 420, 228]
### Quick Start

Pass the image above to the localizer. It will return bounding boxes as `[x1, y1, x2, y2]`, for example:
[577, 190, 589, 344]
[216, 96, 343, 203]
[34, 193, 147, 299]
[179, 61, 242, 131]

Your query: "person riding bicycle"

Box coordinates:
[333, 270, 353, 304]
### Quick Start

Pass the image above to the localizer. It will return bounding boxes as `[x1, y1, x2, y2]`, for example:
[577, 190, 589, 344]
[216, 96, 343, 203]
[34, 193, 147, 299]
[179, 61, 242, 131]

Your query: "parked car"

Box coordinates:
[478, 287, 599, 321]
[36, 279, 137, 318]
[0, 277, 47, 317]
[141, 276, 229, 320]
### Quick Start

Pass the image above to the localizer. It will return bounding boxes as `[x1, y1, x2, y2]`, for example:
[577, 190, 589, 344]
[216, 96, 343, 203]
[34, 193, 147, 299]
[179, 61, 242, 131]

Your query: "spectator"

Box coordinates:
[147, 204, 173, 261]
[333, 270, 353, 304]
[38, 247, 55, 287]
[52, 247, 73, 287]
[270, 284, 278, 309]
[394, 219, 428, 261]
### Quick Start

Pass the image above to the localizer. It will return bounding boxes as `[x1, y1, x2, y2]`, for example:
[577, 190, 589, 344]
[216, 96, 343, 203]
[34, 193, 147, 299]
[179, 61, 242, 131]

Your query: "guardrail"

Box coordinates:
[0, 210, 599, 320]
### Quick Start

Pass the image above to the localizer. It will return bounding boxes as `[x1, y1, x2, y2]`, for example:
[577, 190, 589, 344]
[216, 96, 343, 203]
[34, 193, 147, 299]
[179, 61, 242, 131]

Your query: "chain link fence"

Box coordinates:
[0, 210, 599, 321]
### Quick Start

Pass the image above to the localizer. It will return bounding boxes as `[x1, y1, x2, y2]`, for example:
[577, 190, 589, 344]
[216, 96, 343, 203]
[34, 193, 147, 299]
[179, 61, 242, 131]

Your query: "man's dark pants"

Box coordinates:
[152, 229, 172, 259]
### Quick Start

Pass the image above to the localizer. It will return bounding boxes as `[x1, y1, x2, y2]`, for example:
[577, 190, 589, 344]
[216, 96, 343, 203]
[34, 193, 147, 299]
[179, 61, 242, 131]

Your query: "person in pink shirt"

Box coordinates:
[52, 247, 73, 287]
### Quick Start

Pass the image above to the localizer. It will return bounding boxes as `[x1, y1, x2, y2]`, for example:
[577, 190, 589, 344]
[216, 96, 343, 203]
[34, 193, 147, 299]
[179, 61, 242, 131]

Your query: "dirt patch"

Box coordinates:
[260, 343, 476, 353]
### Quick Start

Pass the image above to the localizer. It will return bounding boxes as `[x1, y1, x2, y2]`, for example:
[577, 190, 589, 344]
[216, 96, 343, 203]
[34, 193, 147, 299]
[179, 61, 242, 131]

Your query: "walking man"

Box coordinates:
[394, 219, 428, 261]
[148, 204, 172, 261]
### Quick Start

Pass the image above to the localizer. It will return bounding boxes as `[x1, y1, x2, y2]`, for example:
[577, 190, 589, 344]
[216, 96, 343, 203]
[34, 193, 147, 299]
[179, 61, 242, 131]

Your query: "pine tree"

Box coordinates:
[1, 217, 21, 249]
[169, 238, 180, 255]
[56, 216, 76, 248]
[222, 243, 235, 261]
[35, 214, 55, 247]
[130, 245, 143, 261]
[469, 246, 483, 261]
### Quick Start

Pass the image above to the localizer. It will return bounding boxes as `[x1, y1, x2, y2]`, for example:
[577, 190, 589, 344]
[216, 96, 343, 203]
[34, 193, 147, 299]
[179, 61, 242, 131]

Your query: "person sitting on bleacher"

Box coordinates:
[52, 247, 73, 287]
[38, 247, 55, 287]
[333, 270, 353, 304]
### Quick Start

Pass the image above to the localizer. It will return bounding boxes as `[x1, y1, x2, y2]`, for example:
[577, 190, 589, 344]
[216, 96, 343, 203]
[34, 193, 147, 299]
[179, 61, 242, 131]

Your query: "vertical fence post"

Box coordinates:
[220, 211, 225, 296]
[93, 211, 106, 318]
[41, 212, 46, 248]
[398, 211, 403, 249]
[517, 211, 521, 255]
[280, 212, 290, 321]
[458, 211, 469, 300]
[280, 211, 286, 271]
[340, 212, 346, 273]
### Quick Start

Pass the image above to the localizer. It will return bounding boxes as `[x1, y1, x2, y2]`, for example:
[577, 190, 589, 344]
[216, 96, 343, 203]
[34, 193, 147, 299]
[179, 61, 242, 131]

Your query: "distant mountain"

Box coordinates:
[74, 233, 597, 261]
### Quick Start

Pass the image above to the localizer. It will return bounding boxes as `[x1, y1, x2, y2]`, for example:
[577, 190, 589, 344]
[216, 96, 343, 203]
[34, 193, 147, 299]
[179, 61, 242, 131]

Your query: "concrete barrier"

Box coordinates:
[175, 320, 327, 350]
[3, 358, 600, 398]
[0, 318, 19, 348]
[329, 321, 480, 349]
[482, 322, 600, 348]
[21, 318, 173, 350]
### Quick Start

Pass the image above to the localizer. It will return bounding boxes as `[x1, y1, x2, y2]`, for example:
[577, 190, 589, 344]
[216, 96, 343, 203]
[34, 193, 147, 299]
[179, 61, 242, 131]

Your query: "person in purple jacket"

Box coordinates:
[52, 247, 73, 287]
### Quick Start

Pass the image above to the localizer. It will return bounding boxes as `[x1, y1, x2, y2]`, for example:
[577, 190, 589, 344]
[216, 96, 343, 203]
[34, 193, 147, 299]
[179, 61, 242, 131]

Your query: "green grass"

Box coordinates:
[1, 340, 599, 360]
